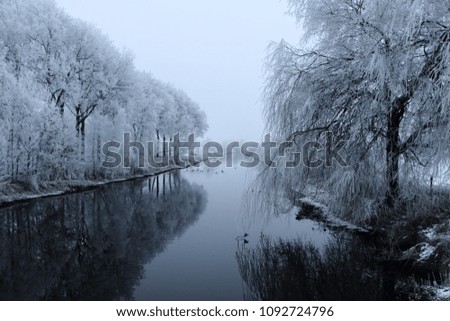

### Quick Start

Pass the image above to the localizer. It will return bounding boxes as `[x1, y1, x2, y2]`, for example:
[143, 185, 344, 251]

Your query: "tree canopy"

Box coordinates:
[0, 0, 208, 182]
[263, 0, 449, 221]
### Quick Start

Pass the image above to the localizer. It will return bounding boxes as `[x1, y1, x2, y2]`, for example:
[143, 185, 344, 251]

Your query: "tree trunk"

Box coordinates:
[60, 105, 66, 179]
[8, 127, 13, 180]
[75, 105, 86, 162]
[96, 134, 101, 174]
[81, 119, 85, 162]
[385, 140, 400, 207]
[27, 137, 31, 175]
[385, 97, 407, 207]
[91, 131, 96, 176]
[156, 130, 160, 158]
[163, 136, 166, 157]
[76, 105, 81, 157]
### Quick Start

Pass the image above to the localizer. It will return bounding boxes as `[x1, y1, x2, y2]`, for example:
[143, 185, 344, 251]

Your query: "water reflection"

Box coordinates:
[0, 171, 207, 300]
[239, 165, 450, 301]
[236, 235, 437, 301]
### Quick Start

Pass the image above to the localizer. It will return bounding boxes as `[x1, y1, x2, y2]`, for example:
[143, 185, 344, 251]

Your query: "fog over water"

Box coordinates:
[55, 0, 301, 141]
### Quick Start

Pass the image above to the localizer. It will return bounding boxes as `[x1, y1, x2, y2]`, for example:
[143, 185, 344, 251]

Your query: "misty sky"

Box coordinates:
[55, 0, 300, 141]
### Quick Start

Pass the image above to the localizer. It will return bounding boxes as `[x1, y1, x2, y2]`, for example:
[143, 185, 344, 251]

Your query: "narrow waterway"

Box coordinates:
[1, 164, 438, 300]
[133, 166, 330, 300]
[0, 165, 329, 300]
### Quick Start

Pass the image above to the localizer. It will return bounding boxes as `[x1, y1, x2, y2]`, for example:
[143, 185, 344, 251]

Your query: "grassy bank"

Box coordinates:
[0, 165, 185, 209]
[293, 193, 450, 300]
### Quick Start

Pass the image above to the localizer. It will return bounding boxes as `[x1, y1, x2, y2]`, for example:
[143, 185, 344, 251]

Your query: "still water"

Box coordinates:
[0, 166, 328, 300]
[133, 167, 329, 300]
[1, 165, 439, 300]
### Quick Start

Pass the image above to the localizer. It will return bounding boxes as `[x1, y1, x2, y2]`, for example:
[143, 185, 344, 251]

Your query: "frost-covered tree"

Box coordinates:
[126, 72, 159, 142]
[62, 21, 134, 161]
[263, 0, 449, 220]
[170, 87, 208, 138]
[0, 0, 208, 184]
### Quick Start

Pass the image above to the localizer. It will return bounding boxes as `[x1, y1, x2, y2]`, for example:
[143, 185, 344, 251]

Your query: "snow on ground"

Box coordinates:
[299, 197, 371, 233]
[422, 227, 438, 240]
[435, 287, 450, 300]
[418, 243, 437, 261]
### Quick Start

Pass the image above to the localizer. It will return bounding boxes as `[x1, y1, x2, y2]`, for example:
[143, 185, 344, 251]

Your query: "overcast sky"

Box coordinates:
[55, 0, 300, 141]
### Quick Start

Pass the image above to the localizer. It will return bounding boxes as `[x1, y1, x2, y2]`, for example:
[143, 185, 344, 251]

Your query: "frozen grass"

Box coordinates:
[0, 164, 183, 208]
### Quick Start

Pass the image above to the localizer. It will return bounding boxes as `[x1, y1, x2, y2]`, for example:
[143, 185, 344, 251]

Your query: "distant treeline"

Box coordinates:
[0, 0, 208, 182]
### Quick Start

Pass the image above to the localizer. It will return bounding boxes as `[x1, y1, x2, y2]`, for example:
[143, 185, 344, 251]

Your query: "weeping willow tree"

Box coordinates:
[262, 0, 450, 222]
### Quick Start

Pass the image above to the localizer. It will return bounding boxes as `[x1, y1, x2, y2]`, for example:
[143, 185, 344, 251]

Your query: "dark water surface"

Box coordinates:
[1, 166, 442, 300]
[0, 167, 328, 300]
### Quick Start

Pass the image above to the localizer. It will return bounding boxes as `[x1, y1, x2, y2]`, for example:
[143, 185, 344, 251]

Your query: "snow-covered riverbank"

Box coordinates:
[0, 165, 183, 208]
[295, 197, 450, 301]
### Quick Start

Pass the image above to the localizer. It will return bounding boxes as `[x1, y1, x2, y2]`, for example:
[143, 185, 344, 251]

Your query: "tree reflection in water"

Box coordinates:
[236, 235, 420, 301]
[0, 171, 207, 300]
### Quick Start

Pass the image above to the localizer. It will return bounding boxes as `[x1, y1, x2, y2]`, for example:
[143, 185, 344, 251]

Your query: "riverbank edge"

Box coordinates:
[0, 165, 189, 209]
[295, 197, 450, 300]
